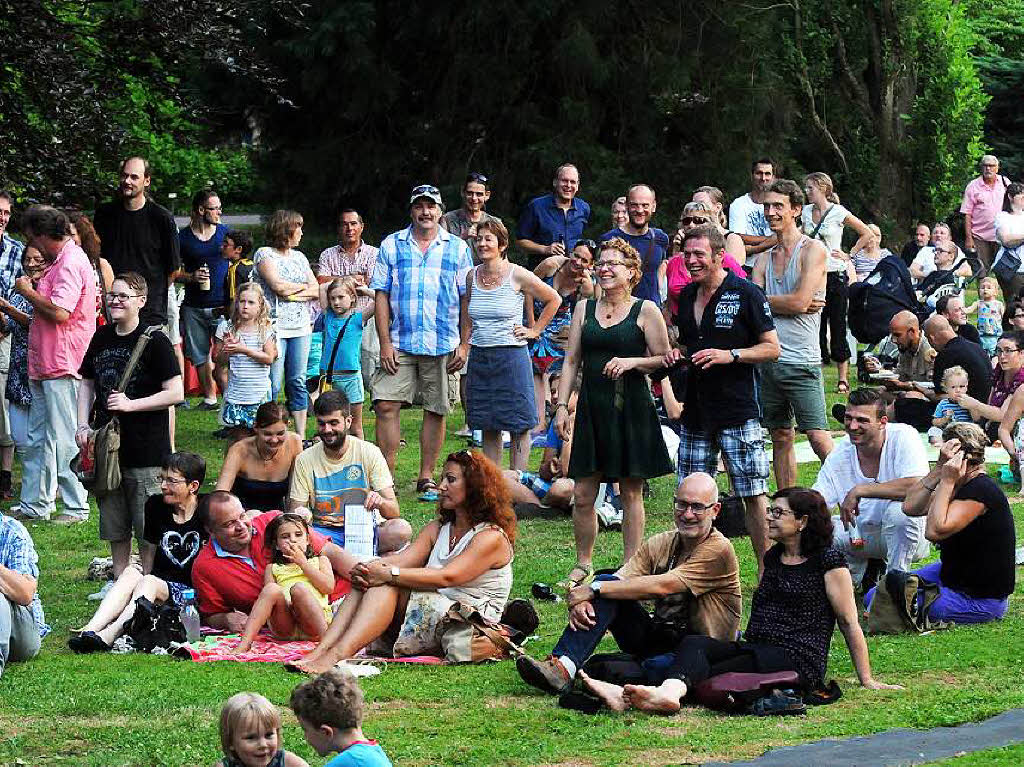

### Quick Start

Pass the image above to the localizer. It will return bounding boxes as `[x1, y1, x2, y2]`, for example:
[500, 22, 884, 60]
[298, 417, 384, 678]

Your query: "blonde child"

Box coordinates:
[232, 513, 335, 654]
[213, 692, 309, 767]
[967, 277, 1004, 357]
[290, 669, 393, 767]
[928, 366, 973, 444]
[214, 283, 278, 430]
[315, 278, 375, 438]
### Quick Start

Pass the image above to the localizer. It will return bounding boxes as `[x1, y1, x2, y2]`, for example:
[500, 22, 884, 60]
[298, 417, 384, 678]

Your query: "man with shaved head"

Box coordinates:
[516, 472, 742, 696]
[601, 184, 670, 304]
[924, 315, 992, 405]
[961, 155, 1011, 275]
[864, 310, 935, 431]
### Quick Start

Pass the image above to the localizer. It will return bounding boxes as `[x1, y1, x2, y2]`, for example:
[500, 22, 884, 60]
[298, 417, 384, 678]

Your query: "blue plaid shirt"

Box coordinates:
[371, 226, 472, 356]
[0, 233, 24, 302]
[0, 515, 49, 638]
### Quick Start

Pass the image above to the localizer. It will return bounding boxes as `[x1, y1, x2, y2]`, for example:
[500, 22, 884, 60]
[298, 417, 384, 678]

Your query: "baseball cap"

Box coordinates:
[409, 184, 443, 206]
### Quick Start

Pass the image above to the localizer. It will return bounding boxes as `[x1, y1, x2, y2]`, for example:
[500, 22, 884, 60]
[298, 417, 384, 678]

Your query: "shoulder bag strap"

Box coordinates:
[809, 205, 834, 241]
[323, 314, 354, 385]
[115, 325, 160, 392]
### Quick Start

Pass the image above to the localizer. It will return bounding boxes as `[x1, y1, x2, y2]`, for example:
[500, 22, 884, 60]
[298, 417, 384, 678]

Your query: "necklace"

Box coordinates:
[602, 296, 627, 320]
[449, 523, 469, 550]
[255, 442, 278, 463]
[477, 262, 506, 289]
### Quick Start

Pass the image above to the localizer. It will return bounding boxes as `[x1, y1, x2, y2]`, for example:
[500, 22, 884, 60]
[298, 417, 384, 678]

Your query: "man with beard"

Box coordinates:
[866, 310, 935, 432]
[517, 164, 592, 269]
[371, 185, 472, 500]
[601, 184, 670, 305]
[728, 158, 777, 269]
[93, 157, 180, 328]
[289, 390, 411, 556]
[813, 388, 930, 588]
[442, 172, 503, 264]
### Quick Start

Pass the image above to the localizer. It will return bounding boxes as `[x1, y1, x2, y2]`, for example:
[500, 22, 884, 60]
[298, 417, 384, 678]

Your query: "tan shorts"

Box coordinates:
[371, 350, 458, 415]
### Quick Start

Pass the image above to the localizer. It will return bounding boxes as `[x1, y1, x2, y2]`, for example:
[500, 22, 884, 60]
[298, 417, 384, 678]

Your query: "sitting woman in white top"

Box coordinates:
[292, 450, 515, 673]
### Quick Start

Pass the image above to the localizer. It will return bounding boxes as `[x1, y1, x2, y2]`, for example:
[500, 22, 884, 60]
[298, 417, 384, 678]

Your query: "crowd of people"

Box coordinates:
[0, 152, 1019, 748]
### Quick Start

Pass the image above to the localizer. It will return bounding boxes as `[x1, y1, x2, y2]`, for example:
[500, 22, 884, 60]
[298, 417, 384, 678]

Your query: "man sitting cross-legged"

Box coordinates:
[515, 472, 741, 696]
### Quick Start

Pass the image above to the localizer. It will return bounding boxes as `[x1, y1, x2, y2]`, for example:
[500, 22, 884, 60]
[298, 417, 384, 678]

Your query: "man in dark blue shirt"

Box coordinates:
[517, 164, 591, 268]
[668, 224, 780, 571]
[601, 184, 670, 305]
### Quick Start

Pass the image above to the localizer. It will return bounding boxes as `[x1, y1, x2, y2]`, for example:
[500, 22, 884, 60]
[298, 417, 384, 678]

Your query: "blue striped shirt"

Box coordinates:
[934, 399, 972, 423]
[0, 233, 25, 302]
[0, 515, 49, 638]
[370, 226, 472, 356]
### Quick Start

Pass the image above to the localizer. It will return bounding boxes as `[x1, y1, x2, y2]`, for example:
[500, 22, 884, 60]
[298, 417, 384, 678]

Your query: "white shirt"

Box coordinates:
[801, 203, 850, 271]
[729, 194, 770, 267]
[995, 211, 1024, 274]
[812, 423, 929, 526]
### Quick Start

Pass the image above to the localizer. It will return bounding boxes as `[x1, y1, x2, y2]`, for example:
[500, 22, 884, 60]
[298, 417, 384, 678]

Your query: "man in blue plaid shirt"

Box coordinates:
[0, 511, 47, 677]
[0, 192, 23, 499]
[371, 185, 473, 501]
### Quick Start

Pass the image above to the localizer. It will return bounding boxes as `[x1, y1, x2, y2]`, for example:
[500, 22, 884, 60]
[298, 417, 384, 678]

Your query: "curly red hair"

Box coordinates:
[438, 451, 516, 545]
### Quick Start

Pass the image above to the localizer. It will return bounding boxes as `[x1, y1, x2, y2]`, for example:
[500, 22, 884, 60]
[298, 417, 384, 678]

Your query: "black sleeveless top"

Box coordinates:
[232, 475, 289, 512]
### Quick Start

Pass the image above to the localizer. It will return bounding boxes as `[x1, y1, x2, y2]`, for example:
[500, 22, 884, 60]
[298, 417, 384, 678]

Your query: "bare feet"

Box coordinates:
[579, 671, 629, 712]
[294, 652, 344, 674]
[623, 681, 685, 714]
[230, 640, 253, 655]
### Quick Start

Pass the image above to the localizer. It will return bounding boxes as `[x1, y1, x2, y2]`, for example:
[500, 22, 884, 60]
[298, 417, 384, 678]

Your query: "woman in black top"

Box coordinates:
[581, 487, 899, 714]
[899, 422, 1015, 623]
[69, 452, 208, 653]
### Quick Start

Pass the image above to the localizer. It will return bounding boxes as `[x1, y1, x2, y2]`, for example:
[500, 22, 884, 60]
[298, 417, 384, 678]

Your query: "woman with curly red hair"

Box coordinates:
[294, 450, 516, 672]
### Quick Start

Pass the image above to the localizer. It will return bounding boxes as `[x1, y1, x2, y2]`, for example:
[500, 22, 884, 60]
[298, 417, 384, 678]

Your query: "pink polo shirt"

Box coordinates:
[28, 239, 97, 380]
[960, 175, 1009, 242]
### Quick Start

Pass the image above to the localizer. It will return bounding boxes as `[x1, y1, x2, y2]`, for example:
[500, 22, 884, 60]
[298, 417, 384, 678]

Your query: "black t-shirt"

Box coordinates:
[143, 494, 208, 586]
[79, 324, 179, 469]
[933, 336, 993, 403]
[900, 241, 921, 267]
[674, 271, 775, 431]
[940, 475, 1015, 599]
[93, 200, 180, 326]
[957, 322, 982, 345]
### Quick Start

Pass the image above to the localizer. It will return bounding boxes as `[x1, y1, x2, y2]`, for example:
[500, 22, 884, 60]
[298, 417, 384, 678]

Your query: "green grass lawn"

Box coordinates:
[1, 363, 1023, 766]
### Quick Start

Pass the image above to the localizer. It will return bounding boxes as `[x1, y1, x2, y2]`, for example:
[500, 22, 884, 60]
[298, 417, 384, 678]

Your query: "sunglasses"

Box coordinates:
[411, 184, 440, 196]
[466, 172, 489, 184]
[681, 216, 711, 226]
[574, 239, 597, 251]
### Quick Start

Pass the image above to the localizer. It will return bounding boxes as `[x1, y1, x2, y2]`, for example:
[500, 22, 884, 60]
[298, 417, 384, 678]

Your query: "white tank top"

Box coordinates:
[427, 521, 513, 623]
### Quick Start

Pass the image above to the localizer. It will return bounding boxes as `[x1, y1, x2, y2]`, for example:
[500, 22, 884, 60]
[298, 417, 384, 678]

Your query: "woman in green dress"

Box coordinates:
[553, 237, 674, 588]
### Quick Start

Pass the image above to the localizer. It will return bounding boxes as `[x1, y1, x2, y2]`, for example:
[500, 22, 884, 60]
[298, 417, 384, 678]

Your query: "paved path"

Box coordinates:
[703, 708, 1024, 766]
[173, 214, 261, 228]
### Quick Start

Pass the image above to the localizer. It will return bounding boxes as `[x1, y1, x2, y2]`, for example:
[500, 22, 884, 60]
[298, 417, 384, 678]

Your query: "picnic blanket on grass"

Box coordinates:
[173, 633, 445, 664]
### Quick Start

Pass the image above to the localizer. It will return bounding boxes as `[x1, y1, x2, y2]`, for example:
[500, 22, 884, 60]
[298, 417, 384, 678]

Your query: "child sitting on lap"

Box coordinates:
[214, 692, 308, 767]
[928, 366, 973, 444]
[290, 669, 393, 767]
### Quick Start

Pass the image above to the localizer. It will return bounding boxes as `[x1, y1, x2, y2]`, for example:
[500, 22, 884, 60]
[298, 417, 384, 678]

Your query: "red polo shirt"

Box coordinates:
[192, 511, 347, 618]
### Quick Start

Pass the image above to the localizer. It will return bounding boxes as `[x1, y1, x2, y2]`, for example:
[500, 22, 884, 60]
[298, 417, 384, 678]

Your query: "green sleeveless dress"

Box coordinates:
[567, 299, 673, 480]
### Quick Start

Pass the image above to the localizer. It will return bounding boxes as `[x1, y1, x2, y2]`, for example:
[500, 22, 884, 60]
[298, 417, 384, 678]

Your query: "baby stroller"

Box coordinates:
[848, 255, 930, 383]
[916, 254, 976, 310]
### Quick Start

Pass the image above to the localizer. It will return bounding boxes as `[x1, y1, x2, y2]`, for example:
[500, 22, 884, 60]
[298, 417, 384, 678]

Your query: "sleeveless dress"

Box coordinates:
[530, 264, 580, 376]
[568, 299, 673, 480]
[271, 558, 333, 622]
[232, 475, 290, 512]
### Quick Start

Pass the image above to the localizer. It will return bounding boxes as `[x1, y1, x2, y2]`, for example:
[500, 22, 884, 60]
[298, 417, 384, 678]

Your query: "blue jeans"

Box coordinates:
[551, 575, 678, 669]
[270, 333, 311, 413]
[865, 561, 1009, 625]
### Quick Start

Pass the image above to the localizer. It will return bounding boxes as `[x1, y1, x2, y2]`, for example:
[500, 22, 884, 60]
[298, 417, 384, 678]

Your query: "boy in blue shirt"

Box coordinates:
[290, 669, 392, 767]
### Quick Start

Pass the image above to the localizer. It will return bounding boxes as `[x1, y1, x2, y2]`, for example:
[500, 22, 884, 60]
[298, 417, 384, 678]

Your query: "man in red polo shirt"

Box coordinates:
[191, 491, 356, 632]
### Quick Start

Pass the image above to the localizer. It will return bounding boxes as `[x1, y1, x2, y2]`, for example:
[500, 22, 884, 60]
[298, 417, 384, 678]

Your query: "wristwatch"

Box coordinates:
[730, 349, 741, 362]
[390, 566, 400, 582]
[590, 580, 602, 594]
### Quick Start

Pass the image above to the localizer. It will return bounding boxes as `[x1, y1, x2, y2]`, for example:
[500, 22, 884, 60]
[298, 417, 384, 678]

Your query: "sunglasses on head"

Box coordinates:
[466, 172, 489, 184]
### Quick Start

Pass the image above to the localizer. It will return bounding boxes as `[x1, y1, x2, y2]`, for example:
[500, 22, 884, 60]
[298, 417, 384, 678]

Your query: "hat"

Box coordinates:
[409, 184, 443, 207]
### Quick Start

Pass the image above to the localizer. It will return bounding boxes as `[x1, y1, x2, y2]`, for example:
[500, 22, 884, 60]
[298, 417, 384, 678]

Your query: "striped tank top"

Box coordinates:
[469, 265, 525, 347]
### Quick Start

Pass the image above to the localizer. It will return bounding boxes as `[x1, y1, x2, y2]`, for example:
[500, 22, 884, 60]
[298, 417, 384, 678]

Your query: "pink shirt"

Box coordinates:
[960, 175, 1009, 242]
[665, 254, 747, 318]
[28, 239, 97, 380]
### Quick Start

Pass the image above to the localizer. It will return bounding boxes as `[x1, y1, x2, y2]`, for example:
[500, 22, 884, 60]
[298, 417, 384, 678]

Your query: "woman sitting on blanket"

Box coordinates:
[579, 487, 901, 714]
[70, 452, 208, 653]
[293, 450, 515, 673]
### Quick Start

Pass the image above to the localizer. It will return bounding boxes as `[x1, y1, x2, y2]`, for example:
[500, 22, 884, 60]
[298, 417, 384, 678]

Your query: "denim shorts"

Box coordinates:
[758, 362, 828, 432]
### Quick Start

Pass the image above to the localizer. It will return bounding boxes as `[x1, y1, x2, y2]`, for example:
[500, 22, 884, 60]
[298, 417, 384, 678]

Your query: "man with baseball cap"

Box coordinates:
[370, 185, 473, 501]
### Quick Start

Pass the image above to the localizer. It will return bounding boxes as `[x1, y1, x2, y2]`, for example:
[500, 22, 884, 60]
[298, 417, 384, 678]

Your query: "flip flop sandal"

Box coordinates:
[557, 563, 594, 591]
[416, 479, 440, 502]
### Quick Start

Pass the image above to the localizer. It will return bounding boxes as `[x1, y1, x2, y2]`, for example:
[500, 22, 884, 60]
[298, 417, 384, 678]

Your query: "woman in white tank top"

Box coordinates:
[293, 450, 516, 672]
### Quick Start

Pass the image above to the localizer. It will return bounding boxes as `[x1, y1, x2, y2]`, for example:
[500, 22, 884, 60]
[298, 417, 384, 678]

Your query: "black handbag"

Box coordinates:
[125, 596, 186, 652]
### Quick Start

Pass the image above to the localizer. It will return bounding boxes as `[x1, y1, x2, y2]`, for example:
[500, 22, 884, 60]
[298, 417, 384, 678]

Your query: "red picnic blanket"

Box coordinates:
[173, 634, 445, 665]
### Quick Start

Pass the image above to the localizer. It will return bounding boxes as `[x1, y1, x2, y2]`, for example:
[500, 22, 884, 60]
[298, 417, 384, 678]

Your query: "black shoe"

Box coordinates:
[175, 400, 191, 409]
[197, 401, 220, 411]
[749, 689, 807, 716]
[68, 631, 110, 654]
[212, 426, 232, 438]
[501, 598, 539, 639]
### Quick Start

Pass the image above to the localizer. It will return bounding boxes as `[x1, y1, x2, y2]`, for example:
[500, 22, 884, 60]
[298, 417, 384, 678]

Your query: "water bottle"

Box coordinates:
[848, 519, 865, 549]
[181, 589, 201, 643]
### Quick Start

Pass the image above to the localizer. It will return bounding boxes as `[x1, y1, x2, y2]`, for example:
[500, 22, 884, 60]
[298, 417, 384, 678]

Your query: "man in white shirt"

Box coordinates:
[728, 158, 777, 268]
[813, 388, 930, 587]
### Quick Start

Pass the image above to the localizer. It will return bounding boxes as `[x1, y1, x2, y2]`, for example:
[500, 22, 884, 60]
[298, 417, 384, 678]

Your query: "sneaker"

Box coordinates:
[531, 433, 549, 449]
[595, 502, 623, 531]
[175, 400, 191, 409]
[88, 580, 115, 601]
[212, 426, 232, 439]
[516, 654, 572, 695]
[53, 514, 87, 525]
[197, 400, 220, 411]
[455, 425, 473, 438]
[749, 689, 807, 716]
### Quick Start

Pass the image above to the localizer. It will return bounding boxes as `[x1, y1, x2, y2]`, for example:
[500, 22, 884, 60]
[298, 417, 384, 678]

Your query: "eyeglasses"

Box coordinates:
[466, 172, 489, 184]
[203, 205, 222, 212]
[106, 292, 139, 303]
[681, 216, 711, 226]
[997, 347, 1021, 355]
[596, 260, 627, 271]
[159, 475, 187, 485]
[673, 500, 716, 515]
[766, 506, 797, 519]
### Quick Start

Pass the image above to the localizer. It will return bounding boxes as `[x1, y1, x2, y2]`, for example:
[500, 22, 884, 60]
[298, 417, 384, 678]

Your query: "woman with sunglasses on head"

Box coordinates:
[580, 487, 899, 714]
[69, 452, 208, 653]
[691, 187, 748, 265]
[292, 450, 516, 673]
[554, 238, 674, 589]
[527, 239, 599, 437]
